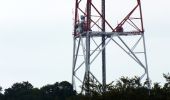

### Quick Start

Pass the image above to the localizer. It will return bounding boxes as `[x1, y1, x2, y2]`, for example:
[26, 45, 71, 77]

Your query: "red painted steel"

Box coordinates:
[73, 0, 144, 36]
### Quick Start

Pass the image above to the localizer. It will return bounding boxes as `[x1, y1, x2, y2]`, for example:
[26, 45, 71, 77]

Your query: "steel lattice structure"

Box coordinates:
[72, 0, 150, 95]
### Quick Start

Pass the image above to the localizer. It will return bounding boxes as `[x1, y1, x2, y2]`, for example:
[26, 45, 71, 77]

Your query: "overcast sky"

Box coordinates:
[0, 0, 170, 89]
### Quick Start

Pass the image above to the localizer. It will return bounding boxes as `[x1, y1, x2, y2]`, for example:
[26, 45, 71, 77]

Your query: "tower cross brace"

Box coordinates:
[72, 0, 151, 95]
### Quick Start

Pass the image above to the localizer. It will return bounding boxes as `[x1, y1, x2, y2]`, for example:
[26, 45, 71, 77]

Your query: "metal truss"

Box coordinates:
[72, 0, 150, 95]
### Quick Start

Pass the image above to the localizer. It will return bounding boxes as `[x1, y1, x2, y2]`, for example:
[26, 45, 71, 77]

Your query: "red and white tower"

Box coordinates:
[72, 0, 150, 95]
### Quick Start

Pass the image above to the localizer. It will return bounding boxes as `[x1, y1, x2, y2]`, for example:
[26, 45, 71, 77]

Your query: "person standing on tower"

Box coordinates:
[76, 15, 85, 34]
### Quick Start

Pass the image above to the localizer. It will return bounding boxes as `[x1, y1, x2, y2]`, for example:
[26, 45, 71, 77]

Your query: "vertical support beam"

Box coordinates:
[85, 32, 90, 95]
[86, 0, 91, 31]
[142, 35, 151, 92]
[72, 37, 76, 90]
[72, 0, 79, 90]
[74, 0, 79, 36]
[101, 0, 106, 93]
[85, 0, 91, 95]
[138, 0, 144, 32]
[138, 0, 151, 91]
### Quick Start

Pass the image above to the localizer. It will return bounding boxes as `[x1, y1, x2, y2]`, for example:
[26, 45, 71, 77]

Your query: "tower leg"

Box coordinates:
[102, 0, 106, 93]
[142, 35, 151, 92]
[85, 32, 90, 95]
[72, 38, 75, 90]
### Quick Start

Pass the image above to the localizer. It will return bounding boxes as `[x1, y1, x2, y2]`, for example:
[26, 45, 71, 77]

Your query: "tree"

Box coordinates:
[40, 83, 59, 100]
[1, 75, 170, 100]
[40, 81, 76, 100]
[0, 86, 4, 100]
[58, 81, 76, 99]
[163, 73, 170, 100]
[4, 81, 41, 100]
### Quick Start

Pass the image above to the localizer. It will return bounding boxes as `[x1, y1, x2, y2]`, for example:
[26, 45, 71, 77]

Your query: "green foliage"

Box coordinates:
[4, 81, 41, 100]
[74, 75, 170, 100]
[0, 74, 170, 100]
[2, 81, 75, 100]
[0, 86, 4, 100]
[40, 81, 76, 100]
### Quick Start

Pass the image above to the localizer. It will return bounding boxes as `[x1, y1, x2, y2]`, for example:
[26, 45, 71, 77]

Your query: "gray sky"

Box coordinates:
[0, 0, 170, 89]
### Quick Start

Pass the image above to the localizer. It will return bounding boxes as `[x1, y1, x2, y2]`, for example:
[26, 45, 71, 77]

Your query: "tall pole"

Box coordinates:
[101, 0, 106, 92]
[85, 0, 91, 95]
